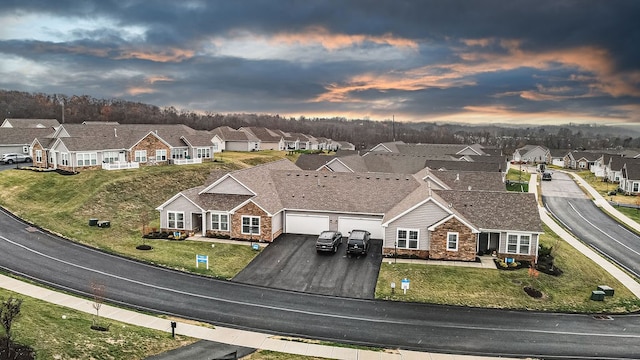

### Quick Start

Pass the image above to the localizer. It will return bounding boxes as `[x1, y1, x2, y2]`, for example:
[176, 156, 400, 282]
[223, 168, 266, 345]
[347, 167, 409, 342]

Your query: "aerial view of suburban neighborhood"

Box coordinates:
[1, 2, 640, 360]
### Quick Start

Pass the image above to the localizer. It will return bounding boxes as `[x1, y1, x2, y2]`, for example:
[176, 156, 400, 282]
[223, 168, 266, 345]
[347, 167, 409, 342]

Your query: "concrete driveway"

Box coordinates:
[232, 234, 382, 299]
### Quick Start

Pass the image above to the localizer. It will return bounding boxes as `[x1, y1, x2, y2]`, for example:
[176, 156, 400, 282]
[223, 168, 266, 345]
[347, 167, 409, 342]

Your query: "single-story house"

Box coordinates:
[563, 151, 601, 170]
[157, 159, 543, 262]
[239, 127, 285, 151]
[1, 118, 60, 129]
[512, 145, 551, 164]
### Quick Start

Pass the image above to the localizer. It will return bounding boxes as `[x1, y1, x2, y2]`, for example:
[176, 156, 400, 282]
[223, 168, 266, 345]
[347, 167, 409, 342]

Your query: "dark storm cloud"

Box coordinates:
[1, 0, 639, 123]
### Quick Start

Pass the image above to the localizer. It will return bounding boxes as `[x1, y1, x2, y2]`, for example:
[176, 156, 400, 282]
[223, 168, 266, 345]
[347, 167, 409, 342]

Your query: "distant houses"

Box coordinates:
[0, 118, 354, 172]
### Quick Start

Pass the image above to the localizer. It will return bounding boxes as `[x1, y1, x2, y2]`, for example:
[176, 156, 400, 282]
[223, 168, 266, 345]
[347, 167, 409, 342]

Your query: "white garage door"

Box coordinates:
[338, 217, 383, 239]
[285, 214, 330, 235]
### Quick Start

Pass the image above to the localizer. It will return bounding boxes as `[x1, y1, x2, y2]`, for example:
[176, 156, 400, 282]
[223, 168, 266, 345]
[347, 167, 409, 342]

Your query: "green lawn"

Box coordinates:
[0, 154, 284, 279]
[0, 287, 194, 360]
[376, 224, 640, 313]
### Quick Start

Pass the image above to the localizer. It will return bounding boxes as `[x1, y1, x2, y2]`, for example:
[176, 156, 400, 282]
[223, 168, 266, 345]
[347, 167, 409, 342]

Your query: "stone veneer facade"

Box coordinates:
[130, 134, 171, 165]
[230, 202, 273, 242]
[429, 217, 477, 261]
[31, 142, 48, 168]
[383, 248, 429, 259]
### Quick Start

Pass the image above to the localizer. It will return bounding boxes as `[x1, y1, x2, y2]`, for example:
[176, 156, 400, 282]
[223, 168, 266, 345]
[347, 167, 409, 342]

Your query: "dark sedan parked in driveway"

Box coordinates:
[315, 231, 342, 253]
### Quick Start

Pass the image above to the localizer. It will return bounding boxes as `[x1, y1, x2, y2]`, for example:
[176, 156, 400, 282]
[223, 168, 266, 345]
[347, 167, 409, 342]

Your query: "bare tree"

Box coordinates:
[0, 296, 23, 353]
[90, 281, 107, 330]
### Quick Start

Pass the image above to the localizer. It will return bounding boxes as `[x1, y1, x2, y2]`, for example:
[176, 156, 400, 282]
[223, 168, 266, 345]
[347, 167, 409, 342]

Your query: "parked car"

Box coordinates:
[542, 172, 552, 181]
[315, 231, 342, 253]
[1, 153, 32, 164]
[346, 230, 370, 257]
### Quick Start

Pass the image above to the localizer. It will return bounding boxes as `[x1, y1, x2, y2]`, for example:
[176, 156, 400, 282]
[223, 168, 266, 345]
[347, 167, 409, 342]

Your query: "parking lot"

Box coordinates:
[232, 234, 383, 299]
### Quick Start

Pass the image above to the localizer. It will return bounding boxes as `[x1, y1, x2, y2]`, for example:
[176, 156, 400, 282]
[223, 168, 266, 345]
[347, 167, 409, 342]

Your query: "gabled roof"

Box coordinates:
[180, 132, 215, 147]
[1, 118, 60, 128]
[419, 170, 505, 191]
[327, 154, 368, 172]
[295, 153, 336, 170]
[622, 162, 640, 180]
[0, 128, 54, 145]
[211, 126, 258, 142]
[239, 127, 283, 142]
[394, 143, 486, 156]
[424, 159, 502, 172]
[435, 190, 543, 233]
[568, 151, 602, 162]
[181, 186, 252, 211]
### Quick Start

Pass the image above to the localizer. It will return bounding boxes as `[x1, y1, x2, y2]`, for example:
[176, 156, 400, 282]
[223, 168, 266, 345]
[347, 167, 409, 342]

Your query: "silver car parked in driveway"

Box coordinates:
[1, 153, 32, 164]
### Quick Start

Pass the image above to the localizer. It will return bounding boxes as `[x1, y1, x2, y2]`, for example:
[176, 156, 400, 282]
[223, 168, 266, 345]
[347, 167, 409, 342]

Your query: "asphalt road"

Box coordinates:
[542, 171, 640, 279]
[232, 234, 382, 298]
[1, 209, 640, 359]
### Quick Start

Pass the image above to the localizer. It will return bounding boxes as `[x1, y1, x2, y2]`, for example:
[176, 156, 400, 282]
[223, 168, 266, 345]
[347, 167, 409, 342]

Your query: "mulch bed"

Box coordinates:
[0, 339, 36, 360]
[524, 286, 543, 298]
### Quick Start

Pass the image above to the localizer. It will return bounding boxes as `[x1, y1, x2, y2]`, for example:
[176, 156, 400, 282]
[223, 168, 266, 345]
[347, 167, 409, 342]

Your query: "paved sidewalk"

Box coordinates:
[529, 172, 640, 298]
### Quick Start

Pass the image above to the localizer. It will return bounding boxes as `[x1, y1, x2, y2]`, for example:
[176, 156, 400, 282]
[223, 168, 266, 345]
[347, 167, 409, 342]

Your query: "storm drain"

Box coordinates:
[592, 315, 614, 321]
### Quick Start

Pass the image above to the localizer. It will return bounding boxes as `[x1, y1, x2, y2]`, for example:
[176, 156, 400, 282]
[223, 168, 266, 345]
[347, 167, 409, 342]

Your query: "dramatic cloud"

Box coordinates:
[0, 0, 639, 125]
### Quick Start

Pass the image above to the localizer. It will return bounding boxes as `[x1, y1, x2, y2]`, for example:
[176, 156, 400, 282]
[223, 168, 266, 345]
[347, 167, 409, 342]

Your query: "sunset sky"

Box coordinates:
[1, 1, 639, 125]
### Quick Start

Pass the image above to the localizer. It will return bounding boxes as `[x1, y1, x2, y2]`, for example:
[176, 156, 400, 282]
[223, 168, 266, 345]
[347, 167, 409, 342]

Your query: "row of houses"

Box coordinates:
[0, 118, 354, 172]
[512, 144, 640, 195]
[158, 142, 544, 263]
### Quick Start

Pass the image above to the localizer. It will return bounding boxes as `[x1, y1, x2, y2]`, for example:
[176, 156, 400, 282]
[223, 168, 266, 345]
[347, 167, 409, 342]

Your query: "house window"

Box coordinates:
[397, 229, 419, 249]
[211, 214, 229, 231]
[103, 151, 119, 163]
[135, 150, 147, 163]
[35, 150, 42, 163]
[447, 232, 458, 251]
[171, 148, 186, 159]
[61, 153, 69, 166]
[167, 211, 184, 229]
[196, 147, 211, 158]
[213, 143, 218, 151]
[77, 153, 97, 167]
[634, 182, 639, 193]
[242, 216, 260, 235]
[156, 149, 167, 161]
[507, 234, 531, 255]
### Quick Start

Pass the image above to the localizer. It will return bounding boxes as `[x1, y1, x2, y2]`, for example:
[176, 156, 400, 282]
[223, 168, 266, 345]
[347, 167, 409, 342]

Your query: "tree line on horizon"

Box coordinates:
[1, 89, 638, 152]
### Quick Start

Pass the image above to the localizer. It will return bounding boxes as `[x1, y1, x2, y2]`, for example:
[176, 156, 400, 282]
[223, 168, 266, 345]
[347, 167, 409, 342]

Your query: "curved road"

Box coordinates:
[542, 172, 640, 279]
[1, 208, 640, 359]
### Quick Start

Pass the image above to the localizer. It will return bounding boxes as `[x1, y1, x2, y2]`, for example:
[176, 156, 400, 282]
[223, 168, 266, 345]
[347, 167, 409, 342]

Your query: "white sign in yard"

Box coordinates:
[196, 254, 209, 270]
[401, 278, 410, 294]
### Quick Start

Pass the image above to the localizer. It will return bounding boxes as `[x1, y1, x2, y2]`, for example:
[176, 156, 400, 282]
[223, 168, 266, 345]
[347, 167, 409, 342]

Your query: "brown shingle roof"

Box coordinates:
[434, 190, 543, 233]
[424, 170, 505, 191]
[295, 153, 336, 170]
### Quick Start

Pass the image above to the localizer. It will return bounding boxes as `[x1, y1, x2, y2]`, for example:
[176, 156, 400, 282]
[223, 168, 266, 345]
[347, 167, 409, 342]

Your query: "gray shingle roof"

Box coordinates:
[0, 128, 54, 144]
[423, 170, 505, 191]
[240, 127, 283, 142]
[2, 118, 60, 128]
[211, 126, 258, 142]
[424, 160, 502, 172]
[182, 186, 252, 211]
[434, 190, 543, 233]
[295, 153, 336, 170]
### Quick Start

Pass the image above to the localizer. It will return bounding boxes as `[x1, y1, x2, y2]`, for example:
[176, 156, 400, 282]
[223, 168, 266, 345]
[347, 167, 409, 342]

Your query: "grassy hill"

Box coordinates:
[0, 151, 293, 279]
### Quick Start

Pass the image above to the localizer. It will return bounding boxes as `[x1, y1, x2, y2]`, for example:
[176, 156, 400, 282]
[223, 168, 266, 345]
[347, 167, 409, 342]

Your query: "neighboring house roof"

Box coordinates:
[568, 151, 602, 162]
[180, 132, 215, 147]
[435, 190, 543, 233]
[211, 126, 259, 142]
[424, 160, 502, 172]
[327, 154, 368, 172]
[295, 153, 336, 170]
[622, 162, 640, 180]
[239, 127, 283, 142]
[549, 149, 572, 158]
[419, 170, 505, 191]
[1, 118, 60, 128]
[0, 128, 54, 145]
[181, 186, 253, 211]
[394, 143, 485, 156]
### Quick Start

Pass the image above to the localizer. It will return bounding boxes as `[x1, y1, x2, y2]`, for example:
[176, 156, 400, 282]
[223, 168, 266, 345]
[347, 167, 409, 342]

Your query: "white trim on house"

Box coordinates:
[396, 228, 419, 249]
[427, 214, 479, 233]
[167, 211, 185, 229]
[382, 197, 453, 227]
[505, 233, 532, 255]
[156, 192, 204, 212]
[199, 174, 257, 196]
[447, 232, 459, 251]
[241, 215, 260, 235]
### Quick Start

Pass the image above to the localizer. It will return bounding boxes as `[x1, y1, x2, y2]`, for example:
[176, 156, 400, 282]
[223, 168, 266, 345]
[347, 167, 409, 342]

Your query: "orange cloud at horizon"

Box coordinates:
[115, 47, 194, 62]
[313, 39, 640, 106]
